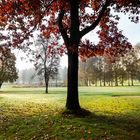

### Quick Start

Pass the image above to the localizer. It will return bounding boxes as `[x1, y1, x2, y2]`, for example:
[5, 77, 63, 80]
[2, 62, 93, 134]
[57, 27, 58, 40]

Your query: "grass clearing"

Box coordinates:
[0, 86, 140, 140]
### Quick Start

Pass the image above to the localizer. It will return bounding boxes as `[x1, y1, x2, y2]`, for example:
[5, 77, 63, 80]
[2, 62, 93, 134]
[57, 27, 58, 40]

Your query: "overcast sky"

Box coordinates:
[16, 14, 140, 70]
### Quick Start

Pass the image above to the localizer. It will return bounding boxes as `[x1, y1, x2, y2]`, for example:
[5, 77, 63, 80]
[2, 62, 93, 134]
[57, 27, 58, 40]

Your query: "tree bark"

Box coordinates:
[66, 50, 80, 110]
[103, 72, 106, 86]
[127, 73, 130, 86]
[45, 78, 49, 93]
[111, 80, 113, 86]
[115, 72, 118, 86]
[84, 77, 88, 86]
[55, 74, 58, 87]
[44, 70, 49, 93]
[65, 1, 81, 110]
[121, 75, 124, 86]
[131, 73, 134, 86]
[95, 77, 97, 86]
[0, 82, 2, 88]
[99, 78, 102, 87]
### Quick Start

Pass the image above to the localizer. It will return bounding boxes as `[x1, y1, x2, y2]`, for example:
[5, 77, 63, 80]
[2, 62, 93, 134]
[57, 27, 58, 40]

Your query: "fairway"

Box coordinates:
[0, 86, 140, 140]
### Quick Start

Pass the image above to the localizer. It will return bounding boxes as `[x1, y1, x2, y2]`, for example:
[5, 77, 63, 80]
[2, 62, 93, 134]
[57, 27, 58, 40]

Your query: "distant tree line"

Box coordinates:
[79, 44, 140, 86]
[2, 43, 140, 89]
[16, 44, 140, 87]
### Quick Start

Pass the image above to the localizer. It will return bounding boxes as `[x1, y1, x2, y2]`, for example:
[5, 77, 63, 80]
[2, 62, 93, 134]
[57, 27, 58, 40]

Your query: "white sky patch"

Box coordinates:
[60, 55, 68, 68]
[118, 14, 140, 45]
[15, 50, 68, 70]
[13, 49, 34, 70]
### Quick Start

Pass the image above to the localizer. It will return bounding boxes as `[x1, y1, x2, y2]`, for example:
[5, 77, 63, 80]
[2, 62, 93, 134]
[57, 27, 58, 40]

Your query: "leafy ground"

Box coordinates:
[0, 86, 140, 140]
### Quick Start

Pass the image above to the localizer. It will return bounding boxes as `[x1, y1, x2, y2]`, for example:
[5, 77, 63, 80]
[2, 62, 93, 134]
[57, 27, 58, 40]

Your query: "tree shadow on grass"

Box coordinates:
[0, 90, 45, 94]
[62, 108, 92, 117]
[1, 107, 140, 140]
[112, 94, 140, 97]
[81, 92, 113, 97]
[0, 89, 66, 95]
[62, 107, 140, 139]
[93, 113, 140, 139]
[82, 93, 140, 98]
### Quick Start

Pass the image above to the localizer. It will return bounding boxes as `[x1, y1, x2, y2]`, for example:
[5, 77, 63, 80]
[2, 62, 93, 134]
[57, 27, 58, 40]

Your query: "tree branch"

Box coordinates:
[58, 9, 69, 46]
[80, 0, 111, 38]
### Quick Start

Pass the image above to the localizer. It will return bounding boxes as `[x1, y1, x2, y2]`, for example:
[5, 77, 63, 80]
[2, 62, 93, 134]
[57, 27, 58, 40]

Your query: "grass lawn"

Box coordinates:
[0, 86, 140, 140]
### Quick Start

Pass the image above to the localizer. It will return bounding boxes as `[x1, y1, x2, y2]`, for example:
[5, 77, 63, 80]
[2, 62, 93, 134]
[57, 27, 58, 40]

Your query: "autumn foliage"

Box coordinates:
[0, 0, 139, 58]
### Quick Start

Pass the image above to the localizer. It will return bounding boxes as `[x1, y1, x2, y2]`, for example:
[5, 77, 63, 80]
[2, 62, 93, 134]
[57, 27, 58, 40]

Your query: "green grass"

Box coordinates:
[0, 86, 140, 140]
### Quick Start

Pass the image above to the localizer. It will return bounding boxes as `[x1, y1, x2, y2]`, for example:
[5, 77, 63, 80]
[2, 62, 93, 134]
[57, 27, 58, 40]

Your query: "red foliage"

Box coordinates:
[0, 0, 139, 60]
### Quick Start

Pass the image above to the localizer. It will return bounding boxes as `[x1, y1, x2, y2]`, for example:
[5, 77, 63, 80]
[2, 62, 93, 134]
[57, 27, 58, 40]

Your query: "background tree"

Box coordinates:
[80, 57, 104, 87]
[32, 36, 60, 93]
[134, 43, 140, 83]
[105, 62, 114, 86]
[118, 63, 127, 86]
[79, 61, 89, 86]
[0, 0, 139, 110]
[0, 47, 18, 88]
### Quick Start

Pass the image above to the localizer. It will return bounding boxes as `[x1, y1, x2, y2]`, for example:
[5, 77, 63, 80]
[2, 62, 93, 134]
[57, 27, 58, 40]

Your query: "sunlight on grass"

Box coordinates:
[0, 86, 140, 140]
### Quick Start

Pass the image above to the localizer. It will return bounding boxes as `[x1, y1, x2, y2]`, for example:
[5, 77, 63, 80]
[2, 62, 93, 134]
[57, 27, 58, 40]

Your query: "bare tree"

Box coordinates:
[33, 36, 60, 93]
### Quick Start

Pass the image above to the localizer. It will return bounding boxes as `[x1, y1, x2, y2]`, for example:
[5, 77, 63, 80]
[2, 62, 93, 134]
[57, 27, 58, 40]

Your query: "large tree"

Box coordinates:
[0, 47, 18, 88]
[0, 0, 139, 110]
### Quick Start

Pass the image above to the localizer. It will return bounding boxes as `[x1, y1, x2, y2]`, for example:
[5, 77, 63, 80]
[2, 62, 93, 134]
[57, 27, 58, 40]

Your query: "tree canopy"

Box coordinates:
[1, 0, 139, 55]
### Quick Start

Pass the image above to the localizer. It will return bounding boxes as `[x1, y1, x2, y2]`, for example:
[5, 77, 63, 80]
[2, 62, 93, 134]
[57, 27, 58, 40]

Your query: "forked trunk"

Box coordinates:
[66, 50, 80, 110]
[58, 1, 82, 110]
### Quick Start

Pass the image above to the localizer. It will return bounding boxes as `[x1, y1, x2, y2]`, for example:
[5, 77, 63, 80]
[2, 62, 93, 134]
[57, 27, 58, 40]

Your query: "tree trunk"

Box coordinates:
[95, 77, 97, 86]
[58, 1, 81, 110]
[66, 50, 80, 110]
[121, 75, 124, 86]
[131, 73, 134, 86]
[56, 74, 58, 87]
[103, 72, 106, 86]
[127, 73, 130, 86]
[111, 80, 113, 86]
[45, 78, 49, 93]
[65, 1, 81, 110]
[0, 82, 2, 88]
[99, 78, 102, 87]
[115, 72, 118, 86]
[44, 71, 49, 93]
[84, 77, 88, 86]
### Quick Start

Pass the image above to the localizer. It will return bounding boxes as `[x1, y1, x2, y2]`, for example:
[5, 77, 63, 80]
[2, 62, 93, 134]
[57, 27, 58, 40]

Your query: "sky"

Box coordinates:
[118, 14, 140, 45]
[15, 14, 140, 70]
